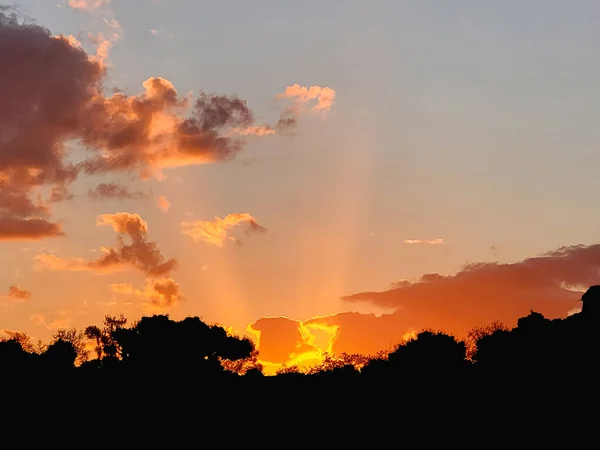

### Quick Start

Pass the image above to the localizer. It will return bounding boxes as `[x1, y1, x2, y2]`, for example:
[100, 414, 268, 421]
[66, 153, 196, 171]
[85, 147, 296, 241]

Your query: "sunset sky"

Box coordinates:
[2, 0, 600, 373]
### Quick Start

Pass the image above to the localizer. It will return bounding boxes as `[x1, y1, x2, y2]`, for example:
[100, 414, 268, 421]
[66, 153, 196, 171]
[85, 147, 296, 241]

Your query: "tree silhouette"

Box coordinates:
[466, 320, 508, 361]
[221, 349, 264, 375]
[109, 315, 255, 378]
[42, 339, 77, 370]
[84, 314, 127, 361]
[0, 338, 31, 370]
[52, 329, 89, 366]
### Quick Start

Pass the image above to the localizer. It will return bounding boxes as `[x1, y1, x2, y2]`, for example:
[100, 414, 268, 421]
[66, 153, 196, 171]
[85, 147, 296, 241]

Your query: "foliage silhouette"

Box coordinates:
[2, 286, 600, 392]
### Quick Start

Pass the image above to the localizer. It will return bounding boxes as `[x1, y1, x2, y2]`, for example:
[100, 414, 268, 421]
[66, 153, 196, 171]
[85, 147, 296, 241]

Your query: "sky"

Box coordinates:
[2, 0, 600, 373]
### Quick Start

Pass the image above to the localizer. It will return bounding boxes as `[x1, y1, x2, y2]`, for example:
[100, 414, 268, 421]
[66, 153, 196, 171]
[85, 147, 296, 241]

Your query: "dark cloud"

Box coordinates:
[0, 10, 292, 240]
[0, 10, 101, 238]
[0, 217, 64, 241]
[88, 183, 147, 200]
[275, 109, 298, 133]
[7, 285, 31, 301]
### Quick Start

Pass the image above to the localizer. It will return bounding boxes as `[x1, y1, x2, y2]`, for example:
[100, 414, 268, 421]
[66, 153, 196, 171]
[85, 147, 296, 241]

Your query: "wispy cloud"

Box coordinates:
[157, 195, 171, 212]
[68, 0, 109, 11]
[88, 183, 147, 200]
[404, 238, 444, 245]
[149, 26, 173, 38]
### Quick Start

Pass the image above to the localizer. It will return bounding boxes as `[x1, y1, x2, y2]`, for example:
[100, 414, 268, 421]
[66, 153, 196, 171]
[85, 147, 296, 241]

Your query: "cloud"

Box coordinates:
[247, 317, 322, 367]
[88, 183, 147, 200]
[246, 313, 415, 373]
[28, 312, 72, 330]
[231, 112, 298, 136]
[404, 238, 444, 245]
[274, 109, 298, 133]
[88, 31, 121, 66]
[29, 314, 46, 326]
[157, 195, 170, 212]
[277, 84, 336, 116]
[68, 0, 109, 11]
[0, 10, 287, 241]
[97, 212, 148, 239]
[246, 244, 600, 371]
[231, 125, 276, 137]
[343, 244, 600, 338]
[7, 286, 31, 301]
[1, 329, 22, 339]
[110, 277, 182, 310]
[149, 26, 173, 38]
[0, 218, 64, 241]
[78, 78, 271, 178]
[0, 10, 99, 239]
[34, 212, 177, 277]
[181, 213, 266, 247]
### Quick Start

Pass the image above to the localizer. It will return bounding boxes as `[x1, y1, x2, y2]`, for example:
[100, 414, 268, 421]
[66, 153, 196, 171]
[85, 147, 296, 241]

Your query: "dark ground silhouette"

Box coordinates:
[3, 286, 599, 386]
[2, 287, 597, 442]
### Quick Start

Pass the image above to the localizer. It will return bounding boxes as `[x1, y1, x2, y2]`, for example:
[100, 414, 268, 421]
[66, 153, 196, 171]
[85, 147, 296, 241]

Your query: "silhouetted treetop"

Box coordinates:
[107, 315, 255, 374]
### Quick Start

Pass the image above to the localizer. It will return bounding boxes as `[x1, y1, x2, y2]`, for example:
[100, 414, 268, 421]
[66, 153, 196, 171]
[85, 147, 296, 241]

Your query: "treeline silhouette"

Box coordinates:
[2, 286, 599, 391]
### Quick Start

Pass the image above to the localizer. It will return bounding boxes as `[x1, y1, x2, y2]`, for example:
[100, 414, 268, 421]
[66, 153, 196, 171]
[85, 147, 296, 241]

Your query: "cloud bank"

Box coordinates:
[248, 244, 598, 370]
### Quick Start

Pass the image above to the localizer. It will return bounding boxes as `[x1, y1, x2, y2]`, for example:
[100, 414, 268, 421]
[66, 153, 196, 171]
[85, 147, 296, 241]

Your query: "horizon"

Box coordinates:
[2, 0, 600, 374]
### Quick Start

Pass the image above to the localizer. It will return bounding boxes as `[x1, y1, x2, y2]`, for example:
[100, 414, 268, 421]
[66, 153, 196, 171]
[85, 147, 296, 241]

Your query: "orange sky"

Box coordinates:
[2, 2, 600, 374]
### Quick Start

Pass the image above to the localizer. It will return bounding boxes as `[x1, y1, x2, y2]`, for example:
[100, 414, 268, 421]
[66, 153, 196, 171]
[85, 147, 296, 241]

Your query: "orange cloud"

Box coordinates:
[246, 317, 325, 373]
[68, 0, 109, 11]
[110, 277, 182, 310]
[247, 313, 415, 374]
[278, 83, 336, 116]
[89, 32, 121, 66]
[7, 286, 31, 301]
[247, 244, 598, 372]
[404, 238, 444, 245]
[55, 34, 83, 49]
[181, 213, 266, 247]
[79, 78, 264, 178]
[88, 183, 147, 200]
[343, 244, 598, 338]
[157, 195, 170, 212]
[28, 312, 72, 330]
[34, 213, 177, 277]
[33, 251, 122, 274]
[97, 212, 148, 239]
[29, 314, 46, 327]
